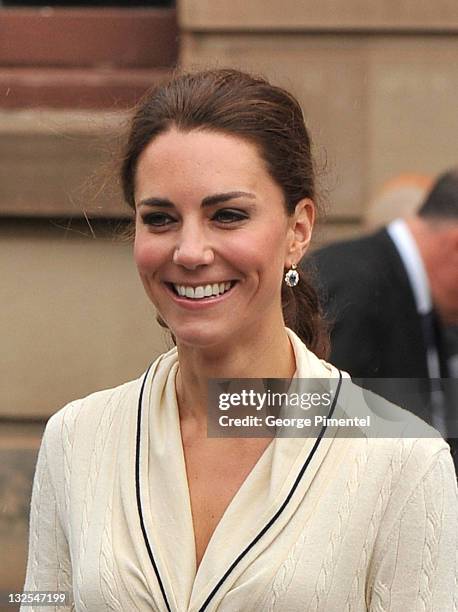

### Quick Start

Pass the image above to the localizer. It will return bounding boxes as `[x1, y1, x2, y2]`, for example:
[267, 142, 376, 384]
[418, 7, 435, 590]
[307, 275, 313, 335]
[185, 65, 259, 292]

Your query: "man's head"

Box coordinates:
[409, 169, 458, 325]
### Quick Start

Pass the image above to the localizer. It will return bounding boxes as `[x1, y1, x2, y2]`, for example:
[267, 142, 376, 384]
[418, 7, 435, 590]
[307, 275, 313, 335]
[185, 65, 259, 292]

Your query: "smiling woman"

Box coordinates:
[22, 69, 457, 611]
[122, 69, 328, 358]
[132, 127, 314, 351]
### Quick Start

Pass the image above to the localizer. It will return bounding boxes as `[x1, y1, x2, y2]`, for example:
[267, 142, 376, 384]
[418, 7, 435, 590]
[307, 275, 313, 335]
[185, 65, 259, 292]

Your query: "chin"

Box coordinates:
[170, 322, 234, 350]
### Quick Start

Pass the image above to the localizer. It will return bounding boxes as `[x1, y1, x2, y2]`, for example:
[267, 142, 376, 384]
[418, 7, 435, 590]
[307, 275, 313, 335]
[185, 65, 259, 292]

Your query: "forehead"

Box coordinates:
[134, 128, 282, 202]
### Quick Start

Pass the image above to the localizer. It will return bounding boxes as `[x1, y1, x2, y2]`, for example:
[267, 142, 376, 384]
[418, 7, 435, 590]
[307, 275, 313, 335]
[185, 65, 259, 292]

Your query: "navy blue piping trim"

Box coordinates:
[136, 368, 343, 612]
[198, 370, 343, 612]
[135, 364, 172, 612]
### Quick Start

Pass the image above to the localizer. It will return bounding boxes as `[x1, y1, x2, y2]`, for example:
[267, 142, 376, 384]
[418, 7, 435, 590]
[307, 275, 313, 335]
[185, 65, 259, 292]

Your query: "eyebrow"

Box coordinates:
[137, 191, 257, 209]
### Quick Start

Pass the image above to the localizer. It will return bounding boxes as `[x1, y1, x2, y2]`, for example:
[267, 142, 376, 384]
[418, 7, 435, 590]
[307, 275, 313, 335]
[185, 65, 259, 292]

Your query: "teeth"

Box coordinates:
[172, 282, 234, 299]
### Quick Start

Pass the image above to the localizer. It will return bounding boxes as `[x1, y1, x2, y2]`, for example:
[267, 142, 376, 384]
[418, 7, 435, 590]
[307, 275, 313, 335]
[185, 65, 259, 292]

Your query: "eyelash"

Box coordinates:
[213, 209, 248, 223]
[141, 212, 174, 227]
[141, 208, 249, 228]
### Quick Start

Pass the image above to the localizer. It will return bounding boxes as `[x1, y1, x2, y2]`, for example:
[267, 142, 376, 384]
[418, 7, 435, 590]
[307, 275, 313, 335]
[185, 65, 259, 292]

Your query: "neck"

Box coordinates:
[175, 323, 296, 425]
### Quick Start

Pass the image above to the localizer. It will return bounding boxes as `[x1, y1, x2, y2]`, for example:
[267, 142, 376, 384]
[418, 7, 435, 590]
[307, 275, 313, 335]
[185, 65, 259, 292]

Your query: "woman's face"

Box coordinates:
[134, 128, 313, 348]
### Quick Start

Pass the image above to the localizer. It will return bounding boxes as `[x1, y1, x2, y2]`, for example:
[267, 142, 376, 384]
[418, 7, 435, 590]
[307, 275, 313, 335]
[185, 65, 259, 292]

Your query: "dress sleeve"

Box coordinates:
[21, 427, 73, 611]
[368, 448, 458, 611]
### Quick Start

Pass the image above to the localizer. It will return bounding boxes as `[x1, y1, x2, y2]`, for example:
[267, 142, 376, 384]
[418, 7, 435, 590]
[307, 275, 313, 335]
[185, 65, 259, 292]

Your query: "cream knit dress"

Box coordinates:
[22, 330, 458, 611]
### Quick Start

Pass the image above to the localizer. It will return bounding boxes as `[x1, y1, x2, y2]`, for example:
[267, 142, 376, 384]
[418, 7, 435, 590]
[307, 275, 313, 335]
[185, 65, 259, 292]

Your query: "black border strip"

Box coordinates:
[198, 370, 343, 612]
[135, 364, 172, 612]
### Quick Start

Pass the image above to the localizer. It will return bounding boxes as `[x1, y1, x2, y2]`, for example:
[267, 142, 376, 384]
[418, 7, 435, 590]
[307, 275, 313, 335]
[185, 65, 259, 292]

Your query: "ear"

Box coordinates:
[285, 198, 315, 267]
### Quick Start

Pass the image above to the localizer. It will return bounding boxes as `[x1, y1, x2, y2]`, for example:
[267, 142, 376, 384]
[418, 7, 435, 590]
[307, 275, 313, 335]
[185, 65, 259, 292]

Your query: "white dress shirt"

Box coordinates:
[387, 219, 445, 434]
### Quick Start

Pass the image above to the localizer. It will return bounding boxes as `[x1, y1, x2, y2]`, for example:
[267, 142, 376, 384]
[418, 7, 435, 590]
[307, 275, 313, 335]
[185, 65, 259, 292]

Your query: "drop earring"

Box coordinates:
[284, 264, 299, 287]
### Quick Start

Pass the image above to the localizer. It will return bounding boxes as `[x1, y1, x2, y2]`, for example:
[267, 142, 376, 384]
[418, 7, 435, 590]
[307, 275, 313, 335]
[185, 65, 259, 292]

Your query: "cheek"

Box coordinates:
[133, 233, 163, 273]
[257, 225, 289, 263]
[133, 238, 149, 271]
[241, 229, 287, 283]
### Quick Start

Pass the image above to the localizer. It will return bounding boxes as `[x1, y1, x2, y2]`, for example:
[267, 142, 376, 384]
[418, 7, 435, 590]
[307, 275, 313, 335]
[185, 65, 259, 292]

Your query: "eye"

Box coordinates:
[141, 212, 176, 228]
[212, 208, 249, 224]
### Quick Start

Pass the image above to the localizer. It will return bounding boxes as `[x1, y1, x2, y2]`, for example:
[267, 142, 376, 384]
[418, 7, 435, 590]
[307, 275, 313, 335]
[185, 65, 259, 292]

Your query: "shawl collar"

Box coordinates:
[133, 329, 344, 611]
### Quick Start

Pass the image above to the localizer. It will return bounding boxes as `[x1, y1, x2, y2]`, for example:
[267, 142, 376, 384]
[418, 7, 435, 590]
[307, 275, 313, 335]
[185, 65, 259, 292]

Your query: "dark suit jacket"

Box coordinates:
[304, 229, 458, 471]
[308, 228, 457, 470]
[309, 228, 430, 379]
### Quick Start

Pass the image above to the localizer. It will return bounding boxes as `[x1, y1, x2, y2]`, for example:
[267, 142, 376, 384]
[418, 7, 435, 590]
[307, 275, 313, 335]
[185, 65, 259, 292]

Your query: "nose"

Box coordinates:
[172, 223, 214, 270]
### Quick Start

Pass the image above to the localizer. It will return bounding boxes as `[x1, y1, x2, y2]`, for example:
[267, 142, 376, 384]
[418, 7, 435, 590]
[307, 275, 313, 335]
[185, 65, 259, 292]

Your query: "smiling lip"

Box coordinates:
[163, 281, 237, 309]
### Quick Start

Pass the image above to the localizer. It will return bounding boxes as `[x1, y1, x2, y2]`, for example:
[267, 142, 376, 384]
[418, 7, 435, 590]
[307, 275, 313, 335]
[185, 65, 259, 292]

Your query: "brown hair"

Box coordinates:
[120, 68, 329, 358]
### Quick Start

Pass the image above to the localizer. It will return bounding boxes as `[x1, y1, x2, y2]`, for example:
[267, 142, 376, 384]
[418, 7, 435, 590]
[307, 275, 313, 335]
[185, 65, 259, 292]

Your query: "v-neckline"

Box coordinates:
[167, 362, 278, 577]
[133, 335, 344, 611]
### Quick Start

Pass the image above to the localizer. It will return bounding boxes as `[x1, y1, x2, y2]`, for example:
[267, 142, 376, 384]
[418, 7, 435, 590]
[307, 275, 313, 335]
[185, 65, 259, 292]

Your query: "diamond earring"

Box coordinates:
[284, 264, 299, 287]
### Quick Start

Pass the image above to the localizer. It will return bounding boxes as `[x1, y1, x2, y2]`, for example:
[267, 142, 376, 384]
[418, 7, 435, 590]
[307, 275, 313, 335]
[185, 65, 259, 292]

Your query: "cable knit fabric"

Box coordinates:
[22, 330, 458, 611]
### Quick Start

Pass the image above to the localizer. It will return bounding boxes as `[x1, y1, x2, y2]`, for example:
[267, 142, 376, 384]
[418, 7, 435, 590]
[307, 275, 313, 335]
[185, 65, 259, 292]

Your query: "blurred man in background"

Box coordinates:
[309, 169, 458, 467]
